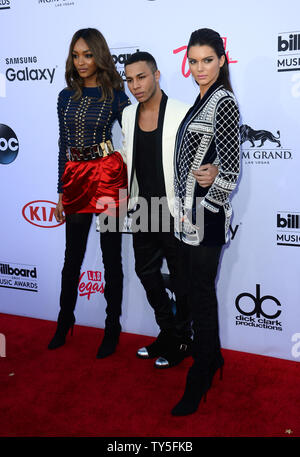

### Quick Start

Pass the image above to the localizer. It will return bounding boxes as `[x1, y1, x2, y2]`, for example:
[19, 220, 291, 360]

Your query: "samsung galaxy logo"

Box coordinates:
[5, 56, 38, 65]
[6, 67, 56, 83]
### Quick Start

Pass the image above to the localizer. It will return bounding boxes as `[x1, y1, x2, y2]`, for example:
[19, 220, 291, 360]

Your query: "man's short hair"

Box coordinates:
[124, 51, 158, 72]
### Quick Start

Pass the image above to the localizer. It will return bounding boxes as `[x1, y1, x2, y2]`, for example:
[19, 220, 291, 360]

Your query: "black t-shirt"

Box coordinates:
[135, 124, 169, 232]
[136, 125, 163, 199]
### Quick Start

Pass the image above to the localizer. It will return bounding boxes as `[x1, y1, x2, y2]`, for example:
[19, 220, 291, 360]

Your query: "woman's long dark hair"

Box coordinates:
[187, 28, 233, 92]
[65, 28, 124, 100]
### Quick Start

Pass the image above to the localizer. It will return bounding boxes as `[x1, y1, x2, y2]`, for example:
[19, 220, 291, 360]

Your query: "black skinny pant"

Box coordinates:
[132, 229, 191, 337]
[59, 213, 123, 327]
[184, 244, 222, 374]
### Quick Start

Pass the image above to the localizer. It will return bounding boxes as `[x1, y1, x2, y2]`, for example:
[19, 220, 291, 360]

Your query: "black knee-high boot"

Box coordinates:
[96, 282, 123, 358]
[47, 310, 75, 350]
[171, 330, 224, 416]
[48, 213, 92, 350]
[48, 277, 77, 350]
[97, 229, 123, 358]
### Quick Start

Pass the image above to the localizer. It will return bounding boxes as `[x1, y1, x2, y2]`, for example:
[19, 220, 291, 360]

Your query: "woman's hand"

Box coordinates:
[54, 193, 65, 223]
[192, 164, 218, 188]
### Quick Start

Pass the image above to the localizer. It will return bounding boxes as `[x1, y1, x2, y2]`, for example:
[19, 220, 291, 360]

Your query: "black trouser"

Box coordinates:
[183, 243, 222, 374]
[132, 229, 191, 338]
[59, 213, 123, 327]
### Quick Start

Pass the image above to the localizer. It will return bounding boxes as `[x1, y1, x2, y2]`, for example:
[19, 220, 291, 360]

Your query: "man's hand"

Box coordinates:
[192, 164, 218, 188]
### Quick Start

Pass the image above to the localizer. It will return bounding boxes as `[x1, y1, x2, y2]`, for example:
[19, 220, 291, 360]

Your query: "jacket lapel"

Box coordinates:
[155, 91, 168, 197]
[129, 104, 140, 194]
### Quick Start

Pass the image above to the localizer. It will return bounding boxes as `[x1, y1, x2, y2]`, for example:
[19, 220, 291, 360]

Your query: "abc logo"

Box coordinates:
[0, 124, 19, 164]
[235, 284, 282, 319]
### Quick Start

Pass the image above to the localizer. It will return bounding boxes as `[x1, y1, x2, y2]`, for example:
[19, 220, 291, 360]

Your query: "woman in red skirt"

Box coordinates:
[48, 28, 130, 358]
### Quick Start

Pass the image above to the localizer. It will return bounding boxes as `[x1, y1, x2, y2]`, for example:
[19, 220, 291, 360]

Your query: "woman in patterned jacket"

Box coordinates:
[172, 28, 240, 416]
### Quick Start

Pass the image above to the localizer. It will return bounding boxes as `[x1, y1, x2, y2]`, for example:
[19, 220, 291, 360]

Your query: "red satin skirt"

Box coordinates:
[61, 151, 128, 215]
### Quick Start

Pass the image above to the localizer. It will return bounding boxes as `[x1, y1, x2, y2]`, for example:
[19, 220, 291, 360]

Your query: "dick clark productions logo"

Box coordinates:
[235, 284, 282, 332]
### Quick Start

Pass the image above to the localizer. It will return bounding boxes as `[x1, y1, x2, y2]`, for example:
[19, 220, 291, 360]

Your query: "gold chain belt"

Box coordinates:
[67, 140, 114, 162]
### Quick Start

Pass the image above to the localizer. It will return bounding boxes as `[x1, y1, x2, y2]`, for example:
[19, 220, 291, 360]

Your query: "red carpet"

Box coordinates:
[0, 312, 299, 438]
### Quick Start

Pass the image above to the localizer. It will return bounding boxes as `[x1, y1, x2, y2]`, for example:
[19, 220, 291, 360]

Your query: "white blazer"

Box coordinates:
[121, 94, 190, 216]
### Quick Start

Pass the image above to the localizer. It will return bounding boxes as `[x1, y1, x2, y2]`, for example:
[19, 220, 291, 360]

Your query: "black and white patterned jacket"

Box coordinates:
[174, 82, 240, 246]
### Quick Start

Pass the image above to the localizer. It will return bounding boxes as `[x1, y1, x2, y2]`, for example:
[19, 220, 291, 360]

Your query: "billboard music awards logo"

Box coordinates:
[4, 56, 56, 84]
[0, 261, 38, 292]
[38, 0, 75, 7]
[240, 123, 292, 165]
[110, 47, 140, 81]
[22, 200, 64, 228]
[235, 284, 282, 332]
[173, 37, 238, 78]
[277, 31, 300, 72]
[0, 1, 10, 10]
[0, 124, 19, 164]
[276, 211, 300, 247]
[78, 271, 104, 300]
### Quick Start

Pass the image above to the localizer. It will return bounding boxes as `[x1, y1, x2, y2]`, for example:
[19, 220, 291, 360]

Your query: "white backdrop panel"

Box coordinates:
[0, 0, 299, 362]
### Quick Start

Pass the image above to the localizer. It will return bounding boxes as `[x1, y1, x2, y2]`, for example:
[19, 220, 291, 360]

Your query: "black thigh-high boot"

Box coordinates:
[96, 228, 123, 358]
[48, 213, 92, 350]
[172, 245, 222, 416]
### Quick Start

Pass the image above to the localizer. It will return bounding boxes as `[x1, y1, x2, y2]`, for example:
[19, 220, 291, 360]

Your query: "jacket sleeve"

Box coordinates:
[116, 90, 131, 127]
[119, 107, 129, 164]
[201, 96, 240, 213]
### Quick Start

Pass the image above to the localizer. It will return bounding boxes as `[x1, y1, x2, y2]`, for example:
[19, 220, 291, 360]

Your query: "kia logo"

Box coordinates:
[22, 200, 64, 228]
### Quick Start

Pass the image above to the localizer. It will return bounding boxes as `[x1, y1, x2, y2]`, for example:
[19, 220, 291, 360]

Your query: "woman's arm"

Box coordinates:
[56, 91, 68, 221]
[201, 97, 240, 212]
[57, 90, 68, 194]
[116, 90, 131, 127]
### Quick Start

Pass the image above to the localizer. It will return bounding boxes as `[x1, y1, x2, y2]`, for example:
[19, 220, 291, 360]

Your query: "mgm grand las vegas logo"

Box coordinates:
[240, 124, 292, 165]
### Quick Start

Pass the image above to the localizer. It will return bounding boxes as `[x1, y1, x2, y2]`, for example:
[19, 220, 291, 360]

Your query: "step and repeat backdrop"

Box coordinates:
[0, 0, 299, 362]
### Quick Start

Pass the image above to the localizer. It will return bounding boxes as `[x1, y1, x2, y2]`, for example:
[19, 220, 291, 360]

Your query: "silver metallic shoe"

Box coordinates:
[136, 346, 149, 358]
[154, 356, 169, 368]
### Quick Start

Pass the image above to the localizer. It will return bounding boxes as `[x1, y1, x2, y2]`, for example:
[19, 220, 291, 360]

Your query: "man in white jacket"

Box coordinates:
[121, 52, 217, 368]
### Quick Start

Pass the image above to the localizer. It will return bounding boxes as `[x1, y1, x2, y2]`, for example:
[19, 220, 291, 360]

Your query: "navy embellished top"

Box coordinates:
[57, 86, 130, 193]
